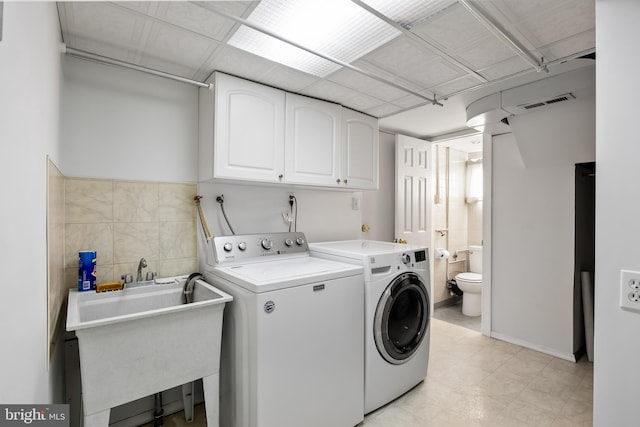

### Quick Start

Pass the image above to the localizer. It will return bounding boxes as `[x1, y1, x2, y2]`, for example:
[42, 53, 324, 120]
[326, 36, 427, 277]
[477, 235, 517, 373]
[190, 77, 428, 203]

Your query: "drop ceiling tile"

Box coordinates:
[366, 102, 405, 118]
[490, 0, 562, 19]
[488, 0, 594, 50]
[141, 22, 217, 71]
[298, 80, 356, 105]
[326, 68, 410, 103]
[538, 30, 595, 63]
[409, 3, 490, 53]
[519, 4, 594, 48]
[355, 59, 424, 94]
[205, 45, 279, 83]
[361, 0, 457, 29]
[391, 93, 431, 109]
[259, 66, 320, 93]
[454, 36, 519, 71]
[336, 91, 388, 113]
[477, 56, 531, 81]
[61, 2, 150, 51]
[299, 79, 389, 113]
[113, 2, 156, 15]
[153, 2, 251, 43]
[431, 75, 482, 97]
[361, 36, 465, 88]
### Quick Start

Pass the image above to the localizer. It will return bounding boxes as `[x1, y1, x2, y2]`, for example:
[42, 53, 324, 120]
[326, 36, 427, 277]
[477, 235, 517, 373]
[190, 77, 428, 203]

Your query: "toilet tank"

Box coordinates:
[468, 245, 483, 273]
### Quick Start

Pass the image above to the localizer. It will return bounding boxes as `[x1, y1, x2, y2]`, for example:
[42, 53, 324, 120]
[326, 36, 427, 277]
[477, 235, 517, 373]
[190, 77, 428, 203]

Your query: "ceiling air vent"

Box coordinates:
[519, 93, 576, 110]
[523, 102, 545, 110]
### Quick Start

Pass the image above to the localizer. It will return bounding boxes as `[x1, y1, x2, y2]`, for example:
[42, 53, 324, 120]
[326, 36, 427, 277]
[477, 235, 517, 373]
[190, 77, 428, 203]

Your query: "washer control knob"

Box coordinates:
[238, 242, 247, 251]
[261, 239, 273, 250]
[401, 253, 411, 264]
[223, 242, 233, 252]
[296, 237, 305, 246]
[285, 238, 294, 247]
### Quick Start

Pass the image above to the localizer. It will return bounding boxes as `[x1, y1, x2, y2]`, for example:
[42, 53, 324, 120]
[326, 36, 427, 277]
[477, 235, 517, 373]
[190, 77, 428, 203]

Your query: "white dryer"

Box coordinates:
[204, 232, 365, 427]
[309, 240, 431, 414]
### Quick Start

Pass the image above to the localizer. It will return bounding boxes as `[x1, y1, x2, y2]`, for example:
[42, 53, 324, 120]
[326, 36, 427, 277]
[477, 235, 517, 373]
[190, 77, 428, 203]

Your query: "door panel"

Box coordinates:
[395, 135, 431, 247]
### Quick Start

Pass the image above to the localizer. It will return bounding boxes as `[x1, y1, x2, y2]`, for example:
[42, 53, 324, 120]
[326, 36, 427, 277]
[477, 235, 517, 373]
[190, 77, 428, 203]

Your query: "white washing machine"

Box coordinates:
[309, 240, 431, 414]
[203, 232, 365, 427]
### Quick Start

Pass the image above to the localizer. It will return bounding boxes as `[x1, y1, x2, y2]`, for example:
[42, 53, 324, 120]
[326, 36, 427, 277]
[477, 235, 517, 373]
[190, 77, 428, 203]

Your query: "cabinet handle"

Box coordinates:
[278, 174, 284, 180]
[336, 178, 341, 184]
[344, 179, 348, 185]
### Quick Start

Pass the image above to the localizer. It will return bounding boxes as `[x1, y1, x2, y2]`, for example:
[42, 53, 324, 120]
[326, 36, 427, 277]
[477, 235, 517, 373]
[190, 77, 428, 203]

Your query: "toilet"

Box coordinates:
[455, 245, 482, 317]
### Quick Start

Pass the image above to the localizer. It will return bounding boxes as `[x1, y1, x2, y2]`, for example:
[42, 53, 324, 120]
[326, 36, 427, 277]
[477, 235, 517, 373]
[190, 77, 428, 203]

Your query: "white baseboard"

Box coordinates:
[490, 331, 577, 362]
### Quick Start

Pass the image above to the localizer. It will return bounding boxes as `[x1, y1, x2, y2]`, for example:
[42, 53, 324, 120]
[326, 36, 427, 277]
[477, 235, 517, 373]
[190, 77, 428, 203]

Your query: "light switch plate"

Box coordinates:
[620, 270, 640, 312]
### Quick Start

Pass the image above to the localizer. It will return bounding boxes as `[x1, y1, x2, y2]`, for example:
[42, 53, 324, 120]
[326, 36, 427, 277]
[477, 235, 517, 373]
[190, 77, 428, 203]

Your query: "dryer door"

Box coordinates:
[374, 272, 430, 364]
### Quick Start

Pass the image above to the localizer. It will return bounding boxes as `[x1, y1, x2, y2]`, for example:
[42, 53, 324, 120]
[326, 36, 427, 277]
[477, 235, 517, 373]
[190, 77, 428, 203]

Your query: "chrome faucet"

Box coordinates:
[136, 258, 148, 283]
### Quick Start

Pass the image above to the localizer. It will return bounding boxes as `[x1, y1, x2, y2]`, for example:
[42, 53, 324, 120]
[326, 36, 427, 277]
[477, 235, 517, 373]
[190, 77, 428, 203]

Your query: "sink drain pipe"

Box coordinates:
[153, 392, 164, 427]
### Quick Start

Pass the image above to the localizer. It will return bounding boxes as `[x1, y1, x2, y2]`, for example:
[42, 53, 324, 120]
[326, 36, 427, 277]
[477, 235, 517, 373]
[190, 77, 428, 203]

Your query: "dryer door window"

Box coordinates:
[374, 272, 430, 364]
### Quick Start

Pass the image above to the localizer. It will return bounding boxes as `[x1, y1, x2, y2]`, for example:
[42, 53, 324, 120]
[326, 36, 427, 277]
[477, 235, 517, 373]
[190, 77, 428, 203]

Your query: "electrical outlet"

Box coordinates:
[620, 270, 640, 312]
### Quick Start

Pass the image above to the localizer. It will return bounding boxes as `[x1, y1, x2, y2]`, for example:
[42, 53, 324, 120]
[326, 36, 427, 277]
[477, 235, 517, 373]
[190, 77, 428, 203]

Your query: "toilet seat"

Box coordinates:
[456, 272, 482, 283]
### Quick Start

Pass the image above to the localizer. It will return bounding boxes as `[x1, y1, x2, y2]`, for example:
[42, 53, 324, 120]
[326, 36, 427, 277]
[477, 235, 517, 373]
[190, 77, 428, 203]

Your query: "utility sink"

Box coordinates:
[67, 277, 232, 427]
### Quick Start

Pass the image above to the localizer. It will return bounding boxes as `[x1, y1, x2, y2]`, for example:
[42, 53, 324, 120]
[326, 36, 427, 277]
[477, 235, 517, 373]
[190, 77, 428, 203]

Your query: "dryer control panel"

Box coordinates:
[211, 232, 309, 265]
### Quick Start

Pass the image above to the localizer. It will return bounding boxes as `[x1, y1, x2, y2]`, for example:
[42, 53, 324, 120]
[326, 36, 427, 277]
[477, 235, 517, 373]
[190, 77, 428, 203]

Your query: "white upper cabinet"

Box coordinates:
[200, 73, 285, 183]
[285, 93, 342, 186]
[341, 108, 379, 190]
[199, 73, 378, 190]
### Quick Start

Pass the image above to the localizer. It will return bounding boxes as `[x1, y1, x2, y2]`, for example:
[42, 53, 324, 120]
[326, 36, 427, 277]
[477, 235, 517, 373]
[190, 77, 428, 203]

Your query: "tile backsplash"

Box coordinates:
[64, 178, 198, 287]
[47, 159, 65, 363]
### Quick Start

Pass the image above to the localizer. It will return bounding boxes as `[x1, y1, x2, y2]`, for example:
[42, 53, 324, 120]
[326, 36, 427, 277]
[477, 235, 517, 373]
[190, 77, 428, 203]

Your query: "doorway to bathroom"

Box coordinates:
[428, 134, 484, 332]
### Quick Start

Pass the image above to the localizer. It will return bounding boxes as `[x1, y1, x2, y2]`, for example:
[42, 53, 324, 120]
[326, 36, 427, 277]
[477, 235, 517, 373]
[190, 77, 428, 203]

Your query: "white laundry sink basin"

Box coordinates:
[67, 276, 226, 329]
[67, 277, 232, 427]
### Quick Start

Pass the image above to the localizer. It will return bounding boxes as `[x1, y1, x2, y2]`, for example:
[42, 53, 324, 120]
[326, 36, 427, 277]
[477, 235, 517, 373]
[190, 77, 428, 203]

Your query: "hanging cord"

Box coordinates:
[288, 195, 298, 232]
[194, 195, 213, 241]
[216, 194, 236, 235]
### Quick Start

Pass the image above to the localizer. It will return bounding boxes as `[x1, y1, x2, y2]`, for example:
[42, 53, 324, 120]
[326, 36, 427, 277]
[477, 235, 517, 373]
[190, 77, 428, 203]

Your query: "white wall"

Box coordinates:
[594, 1, 640, 424]
[196, 182, 363, 244]
[509, 85, 595, 168]
[491, 134, 576, 359]
[61, 56, 198, 182]
[361, 131, 396, 242]
[0, 2, 64, 403]
[490, 91, 595, 360]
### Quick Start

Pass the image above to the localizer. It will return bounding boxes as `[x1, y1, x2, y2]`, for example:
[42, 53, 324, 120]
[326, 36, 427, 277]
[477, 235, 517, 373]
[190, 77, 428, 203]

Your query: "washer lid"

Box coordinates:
[309, 240, 426, 258]
[207, 256, 363, 293]
[456, 272, 482, 282]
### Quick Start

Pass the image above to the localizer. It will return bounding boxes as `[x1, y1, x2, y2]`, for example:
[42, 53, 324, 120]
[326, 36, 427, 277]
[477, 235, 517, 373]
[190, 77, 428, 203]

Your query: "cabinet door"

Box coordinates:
[285, 93, 341, 186]
[341, 108, 379, 190]
[214, 73, 285, 183]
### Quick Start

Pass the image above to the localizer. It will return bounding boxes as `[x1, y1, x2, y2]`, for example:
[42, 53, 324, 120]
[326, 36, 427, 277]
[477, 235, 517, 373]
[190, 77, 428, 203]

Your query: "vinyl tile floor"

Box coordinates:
[155, 319, 593, 427]
[433, 299, 481, 332]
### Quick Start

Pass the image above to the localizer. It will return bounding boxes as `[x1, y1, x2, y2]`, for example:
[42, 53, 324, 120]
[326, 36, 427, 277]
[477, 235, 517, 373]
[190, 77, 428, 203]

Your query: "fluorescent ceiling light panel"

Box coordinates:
[228, 0, 401, 77]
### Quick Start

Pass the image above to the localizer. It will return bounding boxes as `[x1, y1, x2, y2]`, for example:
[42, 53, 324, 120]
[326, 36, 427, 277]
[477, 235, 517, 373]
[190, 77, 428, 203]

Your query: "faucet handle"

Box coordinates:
[146, 271, 157, 281]
[121, 274, 133, 283]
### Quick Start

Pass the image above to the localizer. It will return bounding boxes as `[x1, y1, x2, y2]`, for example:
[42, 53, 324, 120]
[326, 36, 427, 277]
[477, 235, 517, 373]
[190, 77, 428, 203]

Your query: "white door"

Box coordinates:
[395, 134, 431, 247]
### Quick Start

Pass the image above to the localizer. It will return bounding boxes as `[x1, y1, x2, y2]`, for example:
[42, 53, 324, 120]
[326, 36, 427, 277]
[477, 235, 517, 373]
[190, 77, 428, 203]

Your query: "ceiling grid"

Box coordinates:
[57, 0, 595, 136]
